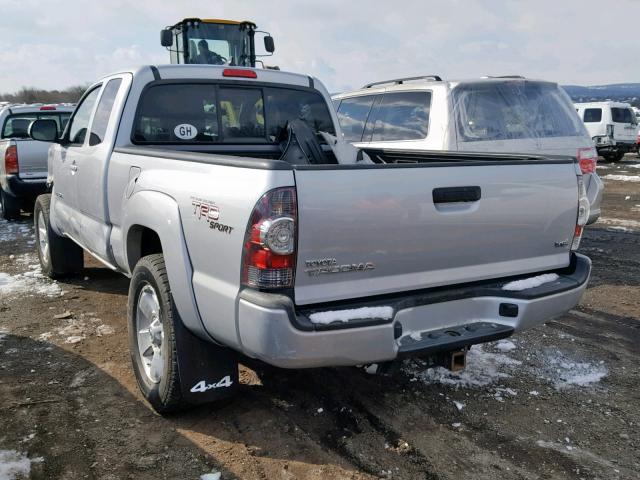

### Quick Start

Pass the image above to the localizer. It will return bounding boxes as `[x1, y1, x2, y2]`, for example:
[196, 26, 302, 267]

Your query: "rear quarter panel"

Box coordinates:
[107, 150, 295, 347]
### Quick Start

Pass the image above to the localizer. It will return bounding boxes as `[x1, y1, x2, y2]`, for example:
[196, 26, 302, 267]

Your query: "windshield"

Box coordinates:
[133, 83, 335, 144]
[2, 112, 71, 139]
[453, 81, 587, 141]
[183, 23, 250, 66]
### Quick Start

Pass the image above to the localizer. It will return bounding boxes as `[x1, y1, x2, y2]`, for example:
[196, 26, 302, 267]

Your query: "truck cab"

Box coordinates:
[160, 18, 275, 67]
[0, 104, 73, 219]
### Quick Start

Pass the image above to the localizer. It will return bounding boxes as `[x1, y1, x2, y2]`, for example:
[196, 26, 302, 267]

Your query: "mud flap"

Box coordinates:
[174, 317, 239, 405]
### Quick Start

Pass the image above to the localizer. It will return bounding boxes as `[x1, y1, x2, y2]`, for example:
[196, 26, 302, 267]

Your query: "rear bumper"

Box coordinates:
[3, 174, 48, 200]
[236, 253, 591, 368]
[596, 142, 635, 155]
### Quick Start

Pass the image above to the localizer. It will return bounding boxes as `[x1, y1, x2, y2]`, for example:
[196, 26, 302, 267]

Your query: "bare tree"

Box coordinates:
[0, 85, 89, 104]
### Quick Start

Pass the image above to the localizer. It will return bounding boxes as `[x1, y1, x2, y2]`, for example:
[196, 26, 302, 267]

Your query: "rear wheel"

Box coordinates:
[0, 187, 20, 221]
[34, 194, 84, 278]
[611, 152, 625, 162]
[128, 254, 190, 413]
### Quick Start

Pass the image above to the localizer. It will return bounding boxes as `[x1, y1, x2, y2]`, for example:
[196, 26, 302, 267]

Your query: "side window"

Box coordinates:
[368, 91, 431, 142]
[583, 108, 602, 123]
[68, 87, 101, 145]
[89, 79, 122, 146]
[336, 95, 375, 142]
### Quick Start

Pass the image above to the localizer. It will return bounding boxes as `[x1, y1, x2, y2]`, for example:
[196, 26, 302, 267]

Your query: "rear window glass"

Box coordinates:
[583, 108, 602, 123]
[611, 107, 636, 124]
[133, 83, 335, 144]
[2, 112, 71, 139]
[336, 95, 375, 142]
[453, 82, 586, 142]
[366, 91, 430, 142]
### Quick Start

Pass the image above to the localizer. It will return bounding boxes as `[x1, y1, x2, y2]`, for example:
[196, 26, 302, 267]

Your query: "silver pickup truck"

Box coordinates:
[0, 104, 73, 219]
[29, 65, 591, 413]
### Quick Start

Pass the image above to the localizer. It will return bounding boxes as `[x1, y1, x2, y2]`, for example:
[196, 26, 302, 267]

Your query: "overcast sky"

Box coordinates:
[0, 0, 638, 93]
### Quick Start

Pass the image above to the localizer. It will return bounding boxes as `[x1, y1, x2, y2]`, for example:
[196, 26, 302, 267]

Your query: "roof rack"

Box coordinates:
[363, 75, 442, 89]
[481, 75, 526, 79]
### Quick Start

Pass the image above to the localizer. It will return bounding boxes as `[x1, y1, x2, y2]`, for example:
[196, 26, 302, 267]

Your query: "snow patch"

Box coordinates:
[200, 473, 221, 480]
[0, 450, 43, 479]
[502, 273, 559, 291]
[532, 350, 608, 390]
[0, 219, 35, 243]
[602, 174, 640, 182]
[597, 217, 640, 231]
[308, 306, 393, 325]
[494, 340, 516, 352]
[0, 267, 63, 299]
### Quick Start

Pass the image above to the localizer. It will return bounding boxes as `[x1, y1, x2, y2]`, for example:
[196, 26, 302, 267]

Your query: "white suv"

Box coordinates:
[575, 101, 638, 162]
[332, 75, 602, 224]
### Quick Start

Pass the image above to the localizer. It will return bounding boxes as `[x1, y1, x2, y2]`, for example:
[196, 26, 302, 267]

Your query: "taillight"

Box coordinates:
[40, 105, 56, 110]
[5, 145, 18, 174]
[572, 176, 590, 251]
[577, 147, 597, 174]
[223, 68, 257, 79]
[241, 187, 297, 289]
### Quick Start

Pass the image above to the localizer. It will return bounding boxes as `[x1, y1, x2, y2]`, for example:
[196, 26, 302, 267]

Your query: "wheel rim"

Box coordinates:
[37, 211, 49, 261]
[135, 283, 165, 384]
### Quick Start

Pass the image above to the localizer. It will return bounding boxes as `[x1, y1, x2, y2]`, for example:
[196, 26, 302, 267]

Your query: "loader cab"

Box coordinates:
[160, 18, 275, 68]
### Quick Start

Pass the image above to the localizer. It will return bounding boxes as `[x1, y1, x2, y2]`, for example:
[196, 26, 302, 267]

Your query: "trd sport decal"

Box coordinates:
[191, 197, 234, 234]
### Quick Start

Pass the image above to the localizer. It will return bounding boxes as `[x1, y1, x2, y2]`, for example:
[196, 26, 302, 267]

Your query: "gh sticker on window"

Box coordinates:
[174, 123, 198, 140]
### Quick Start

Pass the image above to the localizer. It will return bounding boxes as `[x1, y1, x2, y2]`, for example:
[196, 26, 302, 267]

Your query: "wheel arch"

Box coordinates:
[122, 190, 209, 341]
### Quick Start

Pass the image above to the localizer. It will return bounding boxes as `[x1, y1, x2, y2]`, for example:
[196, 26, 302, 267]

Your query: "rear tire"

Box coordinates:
[612, 152, 625, 162]
[0, 187, 21, 221]
[128, 254, 190, 413]
[34, 194, 84, 278]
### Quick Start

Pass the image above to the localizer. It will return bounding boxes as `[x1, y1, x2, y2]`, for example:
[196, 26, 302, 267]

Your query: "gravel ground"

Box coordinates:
[0, 155, 638, 480]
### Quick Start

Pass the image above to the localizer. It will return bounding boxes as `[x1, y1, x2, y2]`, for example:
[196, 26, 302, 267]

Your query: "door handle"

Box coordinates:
[432, 186, 481, 204]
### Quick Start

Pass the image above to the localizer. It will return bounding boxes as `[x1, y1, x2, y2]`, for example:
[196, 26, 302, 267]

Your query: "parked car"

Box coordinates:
[575, 101, 638, 162]
[29, 65, 591, 413]
[332, 76, 602, 224]
[0, 104, 73, 219]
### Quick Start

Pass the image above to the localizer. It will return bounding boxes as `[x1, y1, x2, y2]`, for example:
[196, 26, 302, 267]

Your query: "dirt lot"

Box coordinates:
[1, 156, 638, 480]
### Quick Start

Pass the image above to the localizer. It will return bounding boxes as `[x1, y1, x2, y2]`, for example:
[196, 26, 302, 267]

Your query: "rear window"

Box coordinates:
[133, 83, 335, 144]
[2, 112, 71, 139]
[453, 82, 586, 142]
[611, 107, 636, 124]
[583, 108, 602, 123]
[365, 91, 430, 142]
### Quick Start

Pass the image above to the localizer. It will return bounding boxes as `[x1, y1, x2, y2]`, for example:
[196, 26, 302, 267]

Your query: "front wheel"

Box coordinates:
[34, 194, 84, 278]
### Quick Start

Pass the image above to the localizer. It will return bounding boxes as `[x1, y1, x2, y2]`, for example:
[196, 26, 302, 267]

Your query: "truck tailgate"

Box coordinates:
[293, 158, 578, 306]
[15, 139, 50, 179]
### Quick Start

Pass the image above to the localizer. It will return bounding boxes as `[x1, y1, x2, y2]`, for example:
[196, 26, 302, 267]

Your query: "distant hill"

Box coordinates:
[562, 83, 640, 105]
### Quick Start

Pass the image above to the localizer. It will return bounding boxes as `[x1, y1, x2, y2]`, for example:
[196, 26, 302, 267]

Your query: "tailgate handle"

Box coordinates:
[432, 186, 481, 204]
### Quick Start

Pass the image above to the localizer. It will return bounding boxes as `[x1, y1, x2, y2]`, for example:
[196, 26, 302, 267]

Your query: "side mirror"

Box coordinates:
[264, 35, 275, 53]
[29, 119, 58, 142]
[160, 29, 173, 47]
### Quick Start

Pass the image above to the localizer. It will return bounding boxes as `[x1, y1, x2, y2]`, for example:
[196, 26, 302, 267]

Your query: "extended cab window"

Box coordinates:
[1, 112, 71, 139]
[366, 91, 430, 142]
[583, 108, 602, 123]
[89, 79, 122, 146]
[68, 87, 101, 145]
[132, 83, 335, 144]
[453, 82, 586, 141]
[336, 95, 375, 142]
